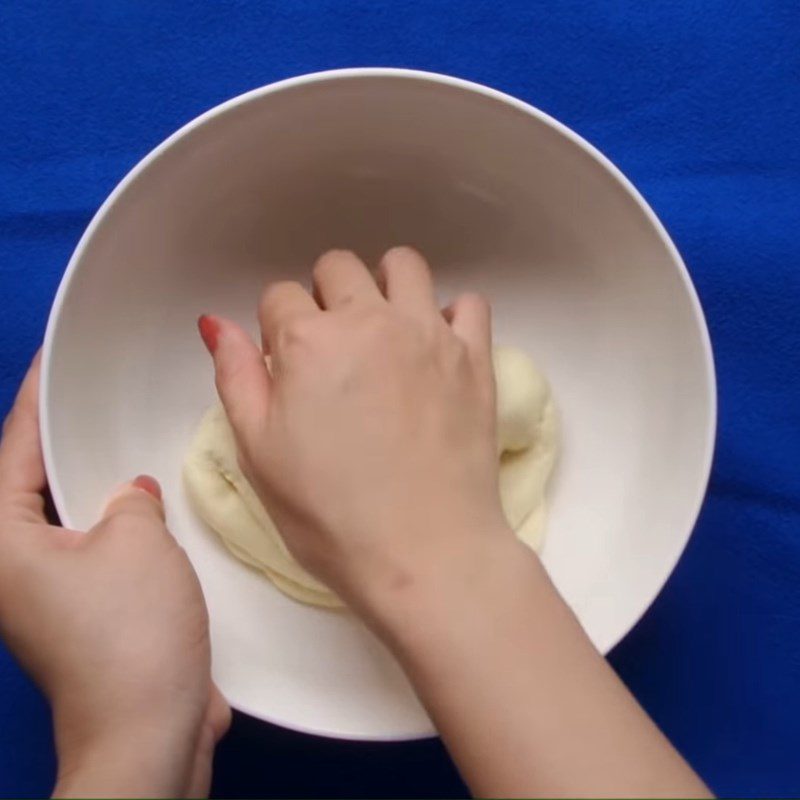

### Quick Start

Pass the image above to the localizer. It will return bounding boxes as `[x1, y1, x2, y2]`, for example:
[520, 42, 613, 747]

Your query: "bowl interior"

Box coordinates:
[43, 72, 714, 739]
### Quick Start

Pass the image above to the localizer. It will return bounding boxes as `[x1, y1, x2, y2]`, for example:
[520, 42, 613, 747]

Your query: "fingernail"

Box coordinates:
[198, 314, 220, 354]
[132, 474, 162, 500]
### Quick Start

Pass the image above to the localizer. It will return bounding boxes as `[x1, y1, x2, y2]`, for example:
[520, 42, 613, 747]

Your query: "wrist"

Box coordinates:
[358, 523, 535, 651]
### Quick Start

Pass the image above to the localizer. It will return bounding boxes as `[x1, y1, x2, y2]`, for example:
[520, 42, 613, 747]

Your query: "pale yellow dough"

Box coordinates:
[183, 345, 558, 608]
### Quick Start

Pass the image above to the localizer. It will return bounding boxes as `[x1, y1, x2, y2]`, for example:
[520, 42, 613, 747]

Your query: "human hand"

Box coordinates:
[198, 249, 711, 800]
[199, 247, 519, 625]
[0, 355, 230, 799]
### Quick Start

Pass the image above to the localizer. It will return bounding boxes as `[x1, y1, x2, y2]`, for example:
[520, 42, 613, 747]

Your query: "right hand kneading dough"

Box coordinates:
[183, 345, 558, 608]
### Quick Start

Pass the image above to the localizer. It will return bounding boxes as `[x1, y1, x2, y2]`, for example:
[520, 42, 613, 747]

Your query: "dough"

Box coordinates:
[183, 345, 558, 608]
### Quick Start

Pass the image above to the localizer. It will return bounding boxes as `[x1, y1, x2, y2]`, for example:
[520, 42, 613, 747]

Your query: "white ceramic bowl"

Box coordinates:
[41, 68, 716, 740]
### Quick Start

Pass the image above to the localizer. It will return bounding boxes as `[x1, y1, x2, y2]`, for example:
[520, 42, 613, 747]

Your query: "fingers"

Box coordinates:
[378, 246, 437, 319]
[443, 292, 493, 369]
[312, 250, 383, 309]
[258, 281, 319, 353]
[198, 315, 271, 443]
[0, 351, 47, 511]
[102, 475, 166, 523]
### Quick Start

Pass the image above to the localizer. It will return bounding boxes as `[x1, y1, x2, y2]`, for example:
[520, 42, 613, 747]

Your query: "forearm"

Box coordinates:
[374, 536, 711, 799]
[52, 717, 197, 799]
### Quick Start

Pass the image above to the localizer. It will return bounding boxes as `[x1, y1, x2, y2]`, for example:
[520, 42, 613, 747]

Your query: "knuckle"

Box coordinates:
[276, 314, 318, 351]
[312, 253, 335, 281]
[381, 244, 420, 265]
[311, 258, 328, 283]
[313, 249, 357, 279]
[358, 305, 393, 338]
[260, 280, 303, 314]
[377, 249, 397, 273]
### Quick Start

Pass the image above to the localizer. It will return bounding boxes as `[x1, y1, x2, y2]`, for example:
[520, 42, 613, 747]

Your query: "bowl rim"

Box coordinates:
[40, 66, 717, 740]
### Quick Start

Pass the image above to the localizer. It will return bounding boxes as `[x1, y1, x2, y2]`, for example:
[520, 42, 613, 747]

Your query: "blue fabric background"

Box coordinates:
[1, 1, 798, 797]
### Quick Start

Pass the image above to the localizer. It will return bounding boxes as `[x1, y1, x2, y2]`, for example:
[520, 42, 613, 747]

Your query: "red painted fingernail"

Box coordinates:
[133, 474, 162, 500]
[198, 314, 220, 354]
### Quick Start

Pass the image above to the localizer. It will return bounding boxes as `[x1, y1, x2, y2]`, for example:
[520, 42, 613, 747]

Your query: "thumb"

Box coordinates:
[102, 475, 166, 523]
[197, 314, 271, 444]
